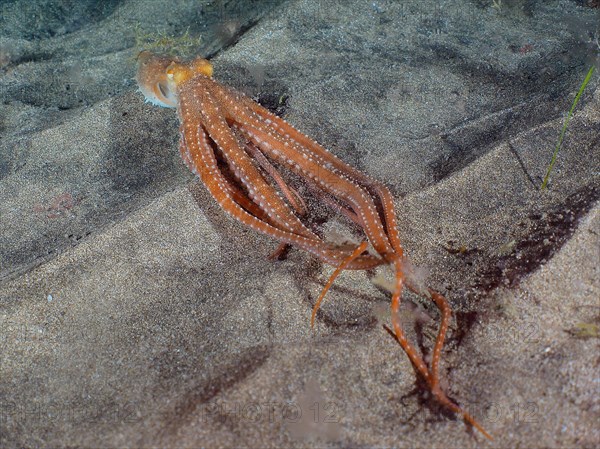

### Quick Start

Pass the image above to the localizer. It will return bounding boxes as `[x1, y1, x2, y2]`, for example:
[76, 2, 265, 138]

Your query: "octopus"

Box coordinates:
[136, 51, 491, 439]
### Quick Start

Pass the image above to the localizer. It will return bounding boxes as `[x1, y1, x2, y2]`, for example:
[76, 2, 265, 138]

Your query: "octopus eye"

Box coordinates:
[157, 82, 169, 99]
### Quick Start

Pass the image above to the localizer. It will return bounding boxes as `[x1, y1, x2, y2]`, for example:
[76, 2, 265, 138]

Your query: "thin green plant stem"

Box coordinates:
[541, 65, 595, 190]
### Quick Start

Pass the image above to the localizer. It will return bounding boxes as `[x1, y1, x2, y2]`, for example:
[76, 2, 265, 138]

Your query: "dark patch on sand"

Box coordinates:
[474, 184, 599, 293]
[427, 57, 592, 183]
[451, 310, 481, 348]
[1, 0, 599, 447]
[156, 346, 271, 440]
[256, 89, 290, 117]
[0, 1, 121, 40]
[106, 100, 181, 200]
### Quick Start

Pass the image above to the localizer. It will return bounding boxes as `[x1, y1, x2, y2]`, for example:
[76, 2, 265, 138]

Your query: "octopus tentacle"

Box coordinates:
[180, 83, 316, 239]
[201, 77, 487, 436]
[245, 100, 406, 258]
[189, 119, 383, 269]
[234, 117, 365, 229]
[235, 88, 490, 438]
[136, 52, 492, 440]
[310, 240, 369, 327]
[181, 127, 267, 221]
[427, 289, 452, 386]
[241, 139, 308, 217]
[233, 122, 395, 258]
[309, 184, 362, 227]
[390, 259, 430, 381]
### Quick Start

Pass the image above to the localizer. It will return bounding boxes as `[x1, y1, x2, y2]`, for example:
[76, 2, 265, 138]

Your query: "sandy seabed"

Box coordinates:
[1, 0, 599, 447]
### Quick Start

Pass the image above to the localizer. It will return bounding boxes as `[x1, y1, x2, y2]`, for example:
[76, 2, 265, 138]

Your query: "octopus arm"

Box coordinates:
[246, 100, 405, 257]
[188, 120, 380, 269]
[185, 82, 316, 240]
[233, 121, 395, 259]
[242, 140, 308, 217]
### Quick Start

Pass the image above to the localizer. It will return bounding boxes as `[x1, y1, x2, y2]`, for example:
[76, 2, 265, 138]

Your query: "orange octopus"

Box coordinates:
[136, 51, 491, 439]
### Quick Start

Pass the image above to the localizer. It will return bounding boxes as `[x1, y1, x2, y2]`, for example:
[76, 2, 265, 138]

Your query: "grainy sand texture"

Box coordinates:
[1, 0, 599, 448]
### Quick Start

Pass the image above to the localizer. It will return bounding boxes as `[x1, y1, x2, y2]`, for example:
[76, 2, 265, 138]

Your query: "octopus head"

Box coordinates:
[136, 51, 213, 108]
